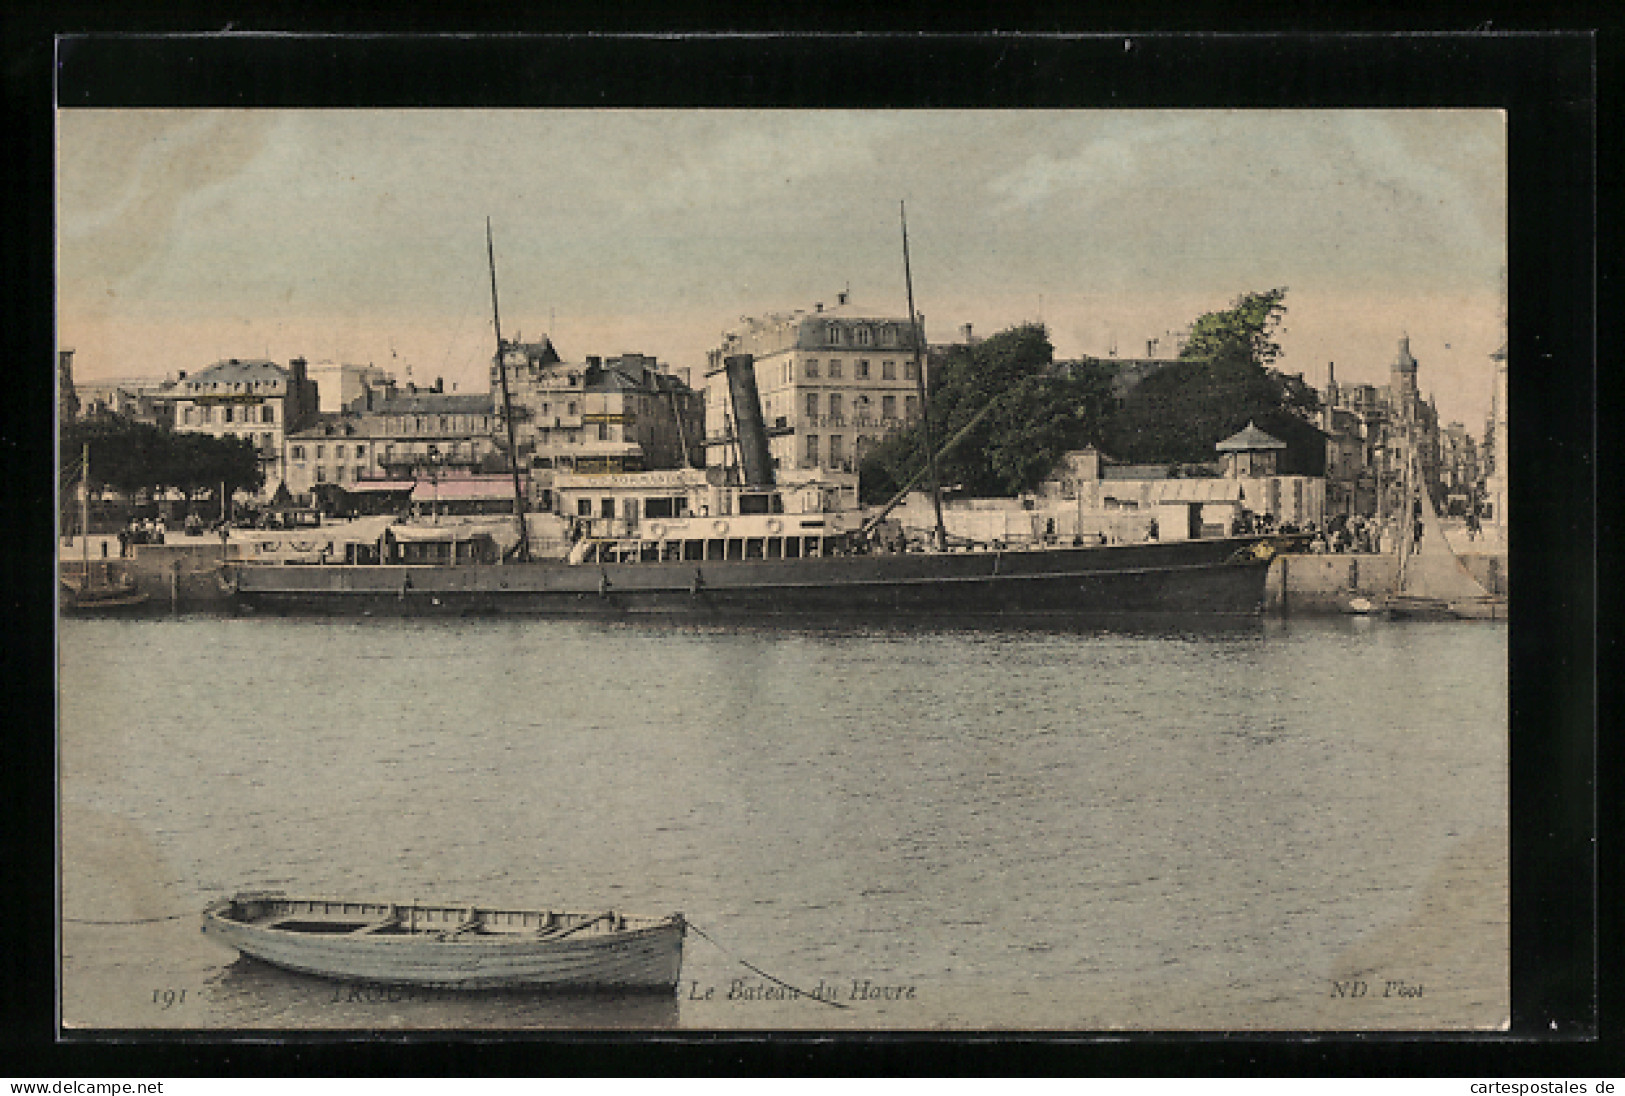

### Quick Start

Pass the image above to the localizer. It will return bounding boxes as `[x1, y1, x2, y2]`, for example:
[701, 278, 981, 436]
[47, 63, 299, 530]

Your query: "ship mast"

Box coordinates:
[487, 218, 531, 562]
[901, 201, 948, 552]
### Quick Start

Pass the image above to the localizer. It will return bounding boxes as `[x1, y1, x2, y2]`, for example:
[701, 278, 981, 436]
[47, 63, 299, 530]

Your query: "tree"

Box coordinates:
[62, 414, 265, 499]
[858, 323, 1114, 502]
[1103, 288, 1325, 473]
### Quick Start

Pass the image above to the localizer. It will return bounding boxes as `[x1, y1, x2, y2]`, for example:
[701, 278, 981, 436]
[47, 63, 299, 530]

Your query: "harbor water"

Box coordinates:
[58, 615, 1508, 1031]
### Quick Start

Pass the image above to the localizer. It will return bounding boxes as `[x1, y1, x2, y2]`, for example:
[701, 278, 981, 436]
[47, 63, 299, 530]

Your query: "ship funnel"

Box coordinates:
[723, 353, 775, 489]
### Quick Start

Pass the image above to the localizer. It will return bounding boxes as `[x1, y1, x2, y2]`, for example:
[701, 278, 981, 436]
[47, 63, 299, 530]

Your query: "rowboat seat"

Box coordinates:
[352, 917, 403, 935]
[436, 909, 484, 941]
[552, 911, 616, 939]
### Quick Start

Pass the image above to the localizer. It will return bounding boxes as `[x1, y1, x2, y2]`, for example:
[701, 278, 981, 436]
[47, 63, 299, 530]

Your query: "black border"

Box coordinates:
[7, 22, 1607, 1078]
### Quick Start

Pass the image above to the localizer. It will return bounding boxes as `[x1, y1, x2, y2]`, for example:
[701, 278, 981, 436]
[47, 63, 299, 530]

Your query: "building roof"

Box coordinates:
[1215, 421, 1287, 452]
[802, 296, 902, 321]
[372, 392, 495, 416]
[1102, 463, 1173, 480]
[1393, 336, 1418, 371]
[183, 358, 290, 388]
[411, 476, 519, 503]
[509, 337, 561, 364]
[584, 367, 650, 392]
[347, 479, 416, 494]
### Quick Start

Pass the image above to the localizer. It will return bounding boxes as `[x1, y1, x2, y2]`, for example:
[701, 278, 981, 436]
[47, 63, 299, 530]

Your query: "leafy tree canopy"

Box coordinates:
[62, 414, 265, 498]
[858, 323, 1114, 502]
[1103, 288, 1325, 473]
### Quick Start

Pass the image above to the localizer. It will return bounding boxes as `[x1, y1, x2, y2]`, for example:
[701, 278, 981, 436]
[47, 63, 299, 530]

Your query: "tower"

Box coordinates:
[1390, 336, 1420, 422]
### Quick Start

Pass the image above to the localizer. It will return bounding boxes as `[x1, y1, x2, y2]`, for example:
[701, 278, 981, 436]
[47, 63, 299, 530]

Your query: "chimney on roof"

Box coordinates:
[815, 302, 824, 313]
[177, 370, 187, 381]
[434, 376, 444, 393]
[837, 291, 848, 306]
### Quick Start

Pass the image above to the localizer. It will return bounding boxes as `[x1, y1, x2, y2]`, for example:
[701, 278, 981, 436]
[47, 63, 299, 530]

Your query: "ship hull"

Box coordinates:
[230, 537, 1281, 620]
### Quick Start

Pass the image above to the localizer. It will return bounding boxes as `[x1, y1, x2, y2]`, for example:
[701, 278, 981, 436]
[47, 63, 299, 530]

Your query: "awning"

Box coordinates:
[410, 477, 520, 503]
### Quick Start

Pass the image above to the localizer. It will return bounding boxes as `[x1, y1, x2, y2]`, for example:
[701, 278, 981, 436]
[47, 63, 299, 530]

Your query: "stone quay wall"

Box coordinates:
[60, 540, 233, 611]
[1267, 551, 1507, 614]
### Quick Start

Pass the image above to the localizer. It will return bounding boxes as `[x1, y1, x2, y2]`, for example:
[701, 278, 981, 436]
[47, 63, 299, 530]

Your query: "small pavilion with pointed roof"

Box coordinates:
[1216, 420, 1287, 478]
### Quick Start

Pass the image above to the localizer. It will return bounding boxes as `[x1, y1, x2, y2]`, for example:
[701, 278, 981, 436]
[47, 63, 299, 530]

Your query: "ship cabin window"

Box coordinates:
[640, 541, 660, 563]
[683, 540, 705, 561]
[805, 536, 823, 557]
[644, 496, 687, 519]
[726, 538, 745, 560]
[784, 536, 802, 559]
[745, 538, 765, 560]
[705, 539, 724, 561]
[737, 492, 783, 516]
[766, 537, 783, 559]
[661, 541, 683, 562]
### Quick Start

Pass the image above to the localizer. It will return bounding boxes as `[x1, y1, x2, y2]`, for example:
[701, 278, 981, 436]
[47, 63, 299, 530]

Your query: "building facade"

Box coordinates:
[703, 292, 925, 479]
[169, 357, 318, 495]
[1317, 338, 1451, 521]
[282, 390, 501, 501]
[493, 338, 704, 477]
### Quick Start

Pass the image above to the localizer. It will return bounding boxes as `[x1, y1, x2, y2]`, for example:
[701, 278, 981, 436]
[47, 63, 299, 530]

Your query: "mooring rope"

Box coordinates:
[63, 912, 191, 925]
[685, 920, 849, 1009]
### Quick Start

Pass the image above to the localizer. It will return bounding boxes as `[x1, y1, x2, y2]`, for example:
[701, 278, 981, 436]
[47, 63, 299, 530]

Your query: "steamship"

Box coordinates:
[225, 221, 1293, 621]
[226, 356, 1292, 622]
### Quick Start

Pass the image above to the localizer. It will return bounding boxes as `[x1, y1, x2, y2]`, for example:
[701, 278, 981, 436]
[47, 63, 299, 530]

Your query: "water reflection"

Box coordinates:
[206, 956, 681, 1030]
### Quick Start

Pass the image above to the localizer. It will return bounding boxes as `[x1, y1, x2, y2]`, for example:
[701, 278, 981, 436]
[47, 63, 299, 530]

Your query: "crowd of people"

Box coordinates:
[116, 512, 213, 555]
[1302, 513, 1388, 554]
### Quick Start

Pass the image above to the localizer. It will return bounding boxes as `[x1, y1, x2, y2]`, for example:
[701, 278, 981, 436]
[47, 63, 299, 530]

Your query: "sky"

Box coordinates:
[57, 109, 1506, 430]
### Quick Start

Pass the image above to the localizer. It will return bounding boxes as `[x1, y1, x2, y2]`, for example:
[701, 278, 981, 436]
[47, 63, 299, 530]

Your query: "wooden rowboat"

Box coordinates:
[201, 893, 686, 991]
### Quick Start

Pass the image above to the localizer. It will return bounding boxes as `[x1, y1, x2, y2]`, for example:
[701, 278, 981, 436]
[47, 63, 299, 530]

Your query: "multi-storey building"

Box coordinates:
[1318, 337, 1451, 521]
[74, 373, 183, 427]
[703, 292, 925, 479]
[306, 360, 397, 414]
[282, 388, 500, 500]
[1438, 421, 1480, 513]
[493, 338, 704, 477]
[169, 357, 318, 495]
[1054, 328, 1194, 410]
